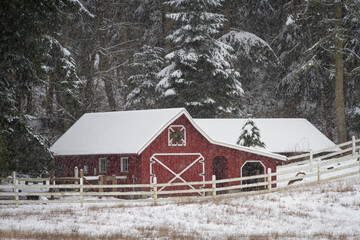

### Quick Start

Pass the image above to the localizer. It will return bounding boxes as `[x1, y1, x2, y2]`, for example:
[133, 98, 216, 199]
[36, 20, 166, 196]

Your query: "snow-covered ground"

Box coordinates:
[1, 170, 360, 239]
[1, 155, 359, 239]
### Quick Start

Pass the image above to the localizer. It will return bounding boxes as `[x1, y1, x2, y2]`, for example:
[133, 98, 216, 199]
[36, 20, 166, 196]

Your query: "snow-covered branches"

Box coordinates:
[236, 119, 266, 149]
[157, 0, 242, 117]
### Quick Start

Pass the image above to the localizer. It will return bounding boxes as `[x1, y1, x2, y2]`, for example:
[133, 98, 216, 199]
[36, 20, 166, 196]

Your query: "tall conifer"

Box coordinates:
[157, 0, 243, 118]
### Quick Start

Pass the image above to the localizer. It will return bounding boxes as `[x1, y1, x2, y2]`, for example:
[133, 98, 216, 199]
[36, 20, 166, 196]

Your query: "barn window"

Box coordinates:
[99, 158, 107, 173]
[83, 165, 89, 175]
[168, 125, 186, 146]
[121, 157, 129, 172]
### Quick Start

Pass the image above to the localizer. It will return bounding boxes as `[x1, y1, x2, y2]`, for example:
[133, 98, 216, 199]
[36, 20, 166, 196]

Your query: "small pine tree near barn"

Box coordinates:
[237, 119, 266, 148]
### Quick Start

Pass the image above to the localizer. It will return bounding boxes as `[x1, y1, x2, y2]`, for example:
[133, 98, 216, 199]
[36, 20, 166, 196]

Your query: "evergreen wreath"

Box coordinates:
[171, 129, 184, 144]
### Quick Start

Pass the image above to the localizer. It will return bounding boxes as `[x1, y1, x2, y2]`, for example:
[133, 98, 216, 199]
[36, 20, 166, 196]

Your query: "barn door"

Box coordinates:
[150, 153, 205, 196]
[212, 156, 228, 188]
[241, 161, 265, 191]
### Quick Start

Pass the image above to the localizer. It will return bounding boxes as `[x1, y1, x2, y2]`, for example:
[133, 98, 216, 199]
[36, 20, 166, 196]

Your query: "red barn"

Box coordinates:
[51, 108, 286, 194]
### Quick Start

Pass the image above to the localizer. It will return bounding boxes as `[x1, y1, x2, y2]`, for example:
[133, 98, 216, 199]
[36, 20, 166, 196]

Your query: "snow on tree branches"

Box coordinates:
[157, 0, 243, 118]
[236, 119, 266, 149]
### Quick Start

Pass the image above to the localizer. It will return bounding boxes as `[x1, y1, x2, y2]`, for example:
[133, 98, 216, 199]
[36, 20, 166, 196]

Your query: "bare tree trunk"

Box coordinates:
[84, 54, 95, 111]
[45, 74, 55, 115]
[315, 63, 333, 140]
[26, 86, 33, 114]
[46, 8, 70, 121]
[163, 0, 172, 54]
[334, 2, 347, 143]
[62, 8, 69, 48]
[306, 26, 333, 140]
[99, 53, 117, 111]
[119, 0, 132, 106]
[120, 0, 128, 51]
[120, 0, 129, 82]
[104, 77, 117, 111]
[61, 8, 72, 130]
[84, 4, 101, 112]
[222, 0, 230, 35]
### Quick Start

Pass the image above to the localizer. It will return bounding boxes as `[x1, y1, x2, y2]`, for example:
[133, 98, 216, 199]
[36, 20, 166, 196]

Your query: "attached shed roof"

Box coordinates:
[193, 118, 336, 153]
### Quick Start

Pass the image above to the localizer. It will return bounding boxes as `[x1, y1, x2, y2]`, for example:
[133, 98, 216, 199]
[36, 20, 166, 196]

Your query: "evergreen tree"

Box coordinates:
[275, 0, 360, 142]
[236, 119, 266, 148]
[41, 35, 81, 134]
[70, 0, 160, 112]
[0, 0, 84, 176]
[157, 0, 243, 118]
[220, 30, 281, 117]
[0, 133, 8, 174]
[226, 0, 286, 42]
[126, 45, 164, 110]
[0, 0, 56, 175]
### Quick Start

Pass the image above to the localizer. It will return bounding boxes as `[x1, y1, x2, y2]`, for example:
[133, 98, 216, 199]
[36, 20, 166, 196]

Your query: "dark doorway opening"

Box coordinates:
[241, 161, 265, 191]
[213, 156, 228, 189]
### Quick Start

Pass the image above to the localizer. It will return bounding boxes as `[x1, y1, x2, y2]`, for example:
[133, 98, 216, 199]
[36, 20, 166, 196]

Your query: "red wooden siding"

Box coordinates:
[140, 114, 278, 188]
[55, 154, 141, 184]
[54, 113, 279, 192]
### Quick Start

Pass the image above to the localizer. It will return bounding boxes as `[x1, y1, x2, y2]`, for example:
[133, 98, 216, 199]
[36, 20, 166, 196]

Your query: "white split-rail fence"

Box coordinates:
[1, 137, 359, 207]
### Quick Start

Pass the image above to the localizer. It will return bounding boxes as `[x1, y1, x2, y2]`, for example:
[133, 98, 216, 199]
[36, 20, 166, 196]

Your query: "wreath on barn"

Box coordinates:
[171, 129, 184, 144]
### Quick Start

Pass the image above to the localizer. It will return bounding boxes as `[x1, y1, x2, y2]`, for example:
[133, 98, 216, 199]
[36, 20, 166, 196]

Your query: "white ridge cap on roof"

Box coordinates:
[50, 108, 186, 155]
[193, 118, 336, 153]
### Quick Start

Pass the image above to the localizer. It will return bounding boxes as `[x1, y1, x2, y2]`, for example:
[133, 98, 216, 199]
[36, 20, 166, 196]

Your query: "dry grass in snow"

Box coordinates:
[1, 177, 360, 239]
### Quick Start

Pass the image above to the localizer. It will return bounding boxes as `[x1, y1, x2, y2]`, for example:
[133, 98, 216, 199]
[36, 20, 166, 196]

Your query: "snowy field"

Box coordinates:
[1, 173, 360, 239]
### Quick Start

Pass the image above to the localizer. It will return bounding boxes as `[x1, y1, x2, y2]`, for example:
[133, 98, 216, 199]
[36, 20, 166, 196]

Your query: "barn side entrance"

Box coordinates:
[212, 156, 228, 191]
[241, 161, 265, 191]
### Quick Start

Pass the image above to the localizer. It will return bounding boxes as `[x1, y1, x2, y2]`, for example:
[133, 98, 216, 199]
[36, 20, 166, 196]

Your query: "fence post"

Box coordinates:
[317, 158, 321, 184]
[12, 171, 18, 208]
[352, 136, 356, 155]
[74, 166, 78, 185]
[267, 168, 272, 191]
[153, 176, 157, 205]
[50, 170, 54, 200]
[80, 169, 84, 207]
[309, 150, 313, 172]
[212, 175, 216, 197]
[358, 150, 360, 176]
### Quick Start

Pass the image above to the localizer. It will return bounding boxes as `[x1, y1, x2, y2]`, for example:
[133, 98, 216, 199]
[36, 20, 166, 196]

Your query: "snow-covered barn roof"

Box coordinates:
[50, 108, 185, 156]
[50, 108, 287, 160]
[50, 108, 336, 159]
[193, 118, 336, 153]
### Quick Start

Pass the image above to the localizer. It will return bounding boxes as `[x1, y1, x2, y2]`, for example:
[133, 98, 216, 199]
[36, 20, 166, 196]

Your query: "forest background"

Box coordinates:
[0, 0, 359, 176]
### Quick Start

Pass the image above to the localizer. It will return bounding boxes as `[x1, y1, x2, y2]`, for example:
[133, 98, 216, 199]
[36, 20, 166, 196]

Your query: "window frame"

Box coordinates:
[121, 157, 129, 173]
[83, 165, 89, 175]
[99, 158, 107, 173]
[168, 125, 186, 146]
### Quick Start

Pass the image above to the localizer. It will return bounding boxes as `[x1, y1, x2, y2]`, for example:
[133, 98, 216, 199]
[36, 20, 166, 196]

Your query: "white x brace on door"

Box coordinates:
[150, 153, 205, 196]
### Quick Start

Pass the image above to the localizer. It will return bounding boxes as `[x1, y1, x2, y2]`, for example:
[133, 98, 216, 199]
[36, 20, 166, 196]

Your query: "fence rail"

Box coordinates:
[1, 137, 359, 207]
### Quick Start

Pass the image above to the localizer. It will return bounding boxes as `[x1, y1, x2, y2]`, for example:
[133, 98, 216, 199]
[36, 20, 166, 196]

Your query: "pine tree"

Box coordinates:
[126, 45, 164, 110]
[275, 0, 360, 142]
[220, 30, 281, 117]
[157, 0, 243, 118]
[0, 0, 58, 175]
[40, 35, 81, 132]
[0, 133, 8, 174]
[226, 0, 285, 42]
[0, 0, 85, 176]
[236, 119, 266, 148]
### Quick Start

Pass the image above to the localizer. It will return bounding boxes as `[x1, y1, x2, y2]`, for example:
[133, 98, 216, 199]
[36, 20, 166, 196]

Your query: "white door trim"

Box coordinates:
[240, 160, 266, 185]
[150, 153, 205, 196]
